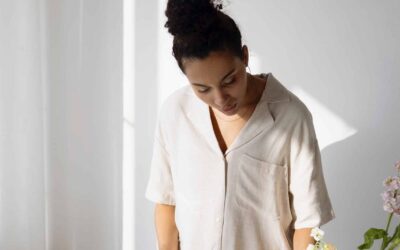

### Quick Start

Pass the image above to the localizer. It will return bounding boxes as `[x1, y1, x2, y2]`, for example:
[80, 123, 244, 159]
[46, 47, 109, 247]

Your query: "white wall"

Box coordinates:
[45, 0, 123, 249]
[137, 1, 400, 249]
[0, 0, 123, 249]
[0, 1, 47, 248]
[134, 1, 160, 250]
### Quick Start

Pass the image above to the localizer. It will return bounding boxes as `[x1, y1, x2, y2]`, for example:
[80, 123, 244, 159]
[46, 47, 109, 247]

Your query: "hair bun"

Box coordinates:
[164, 0, 223, 37]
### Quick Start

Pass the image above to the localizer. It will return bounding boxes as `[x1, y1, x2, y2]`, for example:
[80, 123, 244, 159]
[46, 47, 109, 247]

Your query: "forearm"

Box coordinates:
[293, 228, 315, 250]
[154, 204, 180, 250]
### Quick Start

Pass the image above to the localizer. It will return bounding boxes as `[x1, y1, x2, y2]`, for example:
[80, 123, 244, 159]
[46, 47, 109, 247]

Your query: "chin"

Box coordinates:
[220, 103, 238, 115]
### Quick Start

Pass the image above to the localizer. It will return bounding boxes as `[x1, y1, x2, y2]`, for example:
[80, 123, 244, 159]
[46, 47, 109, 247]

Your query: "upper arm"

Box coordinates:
[288, 110, 335, 229]
[145, 112, 176, 206]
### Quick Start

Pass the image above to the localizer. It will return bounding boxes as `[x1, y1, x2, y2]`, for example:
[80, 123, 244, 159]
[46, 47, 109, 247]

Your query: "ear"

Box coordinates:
[241, 45, 249, 67]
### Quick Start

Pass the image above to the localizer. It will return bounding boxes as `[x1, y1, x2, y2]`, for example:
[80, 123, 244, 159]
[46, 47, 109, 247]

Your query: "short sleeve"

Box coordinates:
[144, 115, 176, 205]
[289, 110, 336, 229]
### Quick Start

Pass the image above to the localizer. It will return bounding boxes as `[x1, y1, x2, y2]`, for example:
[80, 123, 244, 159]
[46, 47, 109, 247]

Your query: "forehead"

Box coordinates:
[183, 51, 240, 85]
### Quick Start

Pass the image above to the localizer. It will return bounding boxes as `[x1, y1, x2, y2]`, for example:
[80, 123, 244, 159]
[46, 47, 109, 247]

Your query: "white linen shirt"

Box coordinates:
[145, 72, 336, 250]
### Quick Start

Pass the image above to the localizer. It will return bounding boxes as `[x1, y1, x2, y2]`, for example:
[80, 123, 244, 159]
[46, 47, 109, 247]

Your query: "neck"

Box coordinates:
[244, 73, 266, 106]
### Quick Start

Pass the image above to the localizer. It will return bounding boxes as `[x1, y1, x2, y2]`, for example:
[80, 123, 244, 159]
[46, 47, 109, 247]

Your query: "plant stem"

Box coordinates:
[380, 212, 394, 250]
[386, 213, 394, 232]
[381, 208, 393, 250]
[380, 187, 398, 250]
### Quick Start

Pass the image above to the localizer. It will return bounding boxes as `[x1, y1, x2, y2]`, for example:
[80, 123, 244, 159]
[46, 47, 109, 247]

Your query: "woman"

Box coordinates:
[145, 0, 336, 249]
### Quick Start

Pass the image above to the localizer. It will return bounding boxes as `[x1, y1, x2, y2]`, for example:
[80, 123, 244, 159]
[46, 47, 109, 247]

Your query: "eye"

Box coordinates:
[224, 78, 235, 86]
[198, 87, 210, 93]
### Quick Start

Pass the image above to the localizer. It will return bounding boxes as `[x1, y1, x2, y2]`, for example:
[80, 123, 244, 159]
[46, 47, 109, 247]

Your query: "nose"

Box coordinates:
[214, 88, 229, 107]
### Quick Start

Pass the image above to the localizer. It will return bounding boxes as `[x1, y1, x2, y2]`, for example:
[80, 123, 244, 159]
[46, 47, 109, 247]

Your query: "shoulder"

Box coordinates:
[266, 74, 313, 124]
[157, 84, 193, 125]
[155, 85, 197, 149]
[282, 90, 317, 142]
[285, 91, 313, 122]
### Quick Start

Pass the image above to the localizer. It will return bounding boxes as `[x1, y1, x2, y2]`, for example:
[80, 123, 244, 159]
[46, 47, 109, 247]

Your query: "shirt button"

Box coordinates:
[216, 217, 220, 222]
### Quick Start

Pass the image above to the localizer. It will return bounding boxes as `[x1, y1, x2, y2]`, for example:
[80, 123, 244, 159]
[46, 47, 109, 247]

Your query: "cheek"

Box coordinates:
[233, 81, 247, 100]
[194, 93, 213, 105]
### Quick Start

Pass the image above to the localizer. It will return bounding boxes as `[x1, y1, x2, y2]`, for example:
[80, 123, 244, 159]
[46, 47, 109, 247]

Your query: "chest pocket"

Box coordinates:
[233, 153, 287, 220]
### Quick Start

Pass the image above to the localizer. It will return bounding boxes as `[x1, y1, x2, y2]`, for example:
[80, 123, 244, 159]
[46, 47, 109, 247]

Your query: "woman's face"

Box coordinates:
[182, 48, 249, 116]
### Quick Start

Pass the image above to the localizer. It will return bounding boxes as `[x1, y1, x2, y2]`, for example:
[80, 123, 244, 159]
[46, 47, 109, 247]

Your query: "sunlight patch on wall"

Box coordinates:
[123, 0, 135, 249]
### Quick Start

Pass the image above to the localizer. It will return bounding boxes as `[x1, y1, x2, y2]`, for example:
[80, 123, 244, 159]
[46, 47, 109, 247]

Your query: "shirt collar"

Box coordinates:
[261, 73, 291, 103]
[183, 72, 290, 156]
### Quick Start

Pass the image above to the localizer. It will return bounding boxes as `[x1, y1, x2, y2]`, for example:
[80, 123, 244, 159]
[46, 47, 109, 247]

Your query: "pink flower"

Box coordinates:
[381, 187, 400, 216]
[395, 160, 400, 172]
[383, 176, 400, 191]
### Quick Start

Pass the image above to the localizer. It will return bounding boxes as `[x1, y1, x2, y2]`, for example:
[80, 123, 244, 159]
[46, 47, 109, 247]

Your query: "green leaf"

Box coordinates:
[387, 225, 400, 250]
[388, 237, 400, 250]
[357, 228, 388, 249]
[385, 224, 400, 248]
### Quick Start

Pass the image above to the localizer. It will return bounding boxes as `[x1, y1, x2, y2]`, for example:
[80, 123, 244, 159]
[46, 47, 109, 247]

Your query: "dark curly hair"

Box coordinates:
[164, 0, 244, 73]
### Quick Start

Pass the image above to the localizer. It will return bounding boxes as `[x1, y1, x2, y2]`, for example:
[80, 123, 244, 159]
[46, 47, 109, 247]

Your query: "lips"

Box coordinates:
[222, 103, 236, 112]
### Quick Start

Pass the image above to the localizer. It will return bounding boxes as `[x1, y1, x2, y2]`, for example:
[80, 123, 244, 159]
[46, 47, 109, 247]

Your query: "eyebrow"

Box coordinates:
[191, 68, 236, 87]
